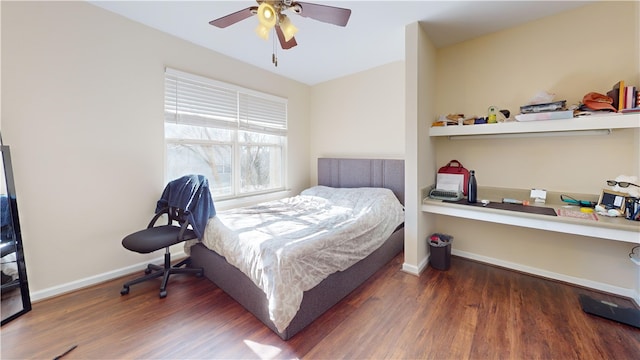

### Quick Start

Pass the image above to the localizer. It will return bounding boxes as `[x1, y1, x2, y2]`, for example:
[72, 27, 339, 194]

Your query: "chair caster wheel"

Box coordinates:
[144, 268, 152, 275]
[120, 287, 129, 295]
[159, 290, 167, 298]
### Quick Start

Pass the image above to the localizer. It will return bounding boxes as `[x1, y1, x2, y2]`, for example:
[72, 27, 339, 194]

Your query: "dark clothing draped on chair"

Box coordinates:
[120, 174, 216, 298]
[156, 174, 216, 240]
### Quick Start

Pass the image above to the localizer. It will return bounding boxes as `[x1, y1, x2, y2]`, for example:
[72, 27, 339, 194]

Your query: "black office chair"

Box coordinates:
[120, 175, 215, 298]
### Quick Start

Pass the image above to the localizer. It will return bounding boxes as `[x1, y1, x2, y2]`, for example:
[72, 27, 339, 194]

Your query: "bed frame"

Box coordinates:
[189, 158, 405, 340]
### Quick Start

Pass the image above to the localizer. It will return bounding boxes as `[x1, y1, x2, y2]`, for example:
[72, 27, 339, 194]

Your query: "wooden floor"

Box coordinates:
[2, 254, 639, 359]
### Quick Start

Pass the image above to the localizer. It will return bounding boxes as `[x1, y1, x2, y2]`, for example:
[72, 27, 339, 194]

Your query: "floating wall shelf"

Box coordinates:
[429, 113, 640, 138]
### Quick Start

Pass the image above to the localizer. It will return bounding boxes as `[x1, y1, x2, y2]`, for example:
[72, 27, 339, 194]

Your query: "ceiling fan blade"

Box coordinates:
[209, 7, 256, 28]
[294, 2, 351, 27]
[275, 25, 298, 50]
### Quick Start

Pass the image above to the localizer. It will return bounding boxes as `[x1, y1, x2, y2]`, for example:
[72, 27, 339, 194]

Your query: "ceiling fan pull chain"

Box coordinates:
[272, 29, 278, 67]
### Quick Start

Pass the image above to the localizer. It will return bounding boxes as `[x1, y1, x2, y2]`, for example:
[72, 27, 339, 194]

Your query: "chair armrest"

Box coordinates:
[147, 208, 169, 228]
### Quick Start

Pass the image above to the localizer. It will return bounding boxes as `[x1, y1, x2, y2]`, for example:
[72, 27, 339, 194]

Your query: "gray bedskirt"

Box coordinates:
[190, 226, 404, 340]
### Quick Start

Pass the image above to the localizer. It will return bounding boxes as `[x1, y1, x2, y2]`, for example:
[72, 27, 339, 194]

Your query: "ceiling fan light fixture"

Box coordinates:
[210, 1, 352, 51]
[255, 24, 270, 40]
[257, 2, 277, 28]
[279, 15, 298, 42]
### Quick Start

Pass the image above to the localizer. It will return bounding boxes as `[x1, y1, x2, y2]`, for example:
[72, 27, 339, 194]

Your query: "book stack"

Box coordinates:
[515, 100, 573, 121]
[607, 81, 640, 113]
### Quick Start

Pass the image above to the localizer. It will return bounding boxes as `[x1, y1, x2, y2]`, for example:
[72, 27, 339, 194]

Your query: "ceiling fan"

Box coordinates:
[209, 0, 351, 65]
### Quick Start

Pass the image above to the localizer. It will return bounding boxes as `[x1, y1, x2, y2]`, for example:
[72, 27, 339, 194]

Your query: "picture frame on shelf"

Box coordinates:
[597, 188, 627, 212]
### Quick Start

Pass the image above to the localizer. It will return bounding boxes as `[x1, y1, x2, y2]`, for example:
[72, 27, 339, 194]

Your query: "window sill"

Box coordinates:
[214, 189, 294, 211]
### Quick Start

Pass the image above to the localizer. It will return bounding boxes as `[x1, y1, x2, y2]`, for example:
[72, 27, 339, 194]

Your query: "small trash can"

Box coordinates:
[429, 233, 453, 270]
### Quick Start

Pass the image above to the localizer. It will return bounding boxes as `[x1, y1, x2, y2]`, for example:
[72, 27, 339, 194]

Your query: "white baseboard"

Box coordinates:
[30, 251, 186, 302]
[30, 249, 640, 309]
[402, 256, 429, 276]
[452, 249, 640, 305]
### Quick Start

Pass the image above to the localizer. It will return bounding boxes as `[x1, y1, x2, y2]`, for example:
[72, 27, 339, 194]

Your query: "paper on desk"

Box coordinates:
[437, 173, 463, 192]
[530, 188, 547, 203]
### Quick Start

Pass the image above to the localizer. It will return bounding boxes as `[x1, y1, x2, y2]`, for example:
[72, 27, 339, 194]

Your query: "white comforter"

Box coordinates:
[193, 186, 404, 332]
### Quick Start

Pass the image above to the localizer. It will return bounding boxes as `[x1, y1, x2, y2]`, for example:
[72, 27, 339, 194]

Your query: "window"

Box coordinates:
[164, 68, 287, 200]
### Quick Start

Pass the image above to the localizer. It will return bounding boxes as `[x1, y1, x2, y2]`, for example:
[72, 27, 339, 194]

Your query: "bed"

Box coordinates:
[188, 158, 405, 340]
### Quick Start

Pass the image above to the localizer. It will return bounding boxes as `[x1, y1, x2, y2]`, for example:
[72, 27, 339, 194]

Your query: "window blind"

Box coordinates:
[164, 68, 287, 135]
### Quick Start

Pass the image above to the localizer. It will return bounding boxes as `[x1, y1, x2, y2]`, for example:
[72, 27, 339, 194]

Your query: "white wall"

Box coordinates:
[1, 1, 310, 297]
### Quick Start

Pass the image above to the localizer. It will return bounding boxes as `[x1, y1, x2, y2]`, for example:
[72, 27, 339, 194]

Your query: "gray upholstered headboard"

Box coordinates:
[317, 158, 405, 205]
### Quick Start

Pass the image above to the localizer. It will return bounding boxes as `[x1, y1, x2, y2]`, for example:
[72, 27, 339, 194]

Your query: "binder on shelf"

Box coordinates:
[515, 110, 574, 122]
[619, 85, 640, 113]
[607, 88, 620, 110]
[612, 80, 625, 111]
[625, 85, 636, 110]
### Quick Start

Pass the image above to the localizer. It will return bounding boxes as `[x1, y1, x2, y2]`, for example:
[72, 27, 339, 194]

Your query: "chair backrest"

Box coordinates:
[147, 206, 189, 226]
[144, 206, 197, 243]
[166, 206, 190, 226]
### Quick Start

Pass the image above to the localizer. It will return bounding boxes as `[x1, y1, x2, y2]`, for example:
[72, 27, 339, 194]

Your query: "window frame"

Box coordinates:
[164, 68, 288, 200]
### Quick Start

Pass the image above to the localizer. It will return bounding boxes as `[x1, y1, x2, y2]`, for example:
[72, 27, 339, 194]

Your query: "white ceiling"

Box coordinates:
[90, 1, 590, 85]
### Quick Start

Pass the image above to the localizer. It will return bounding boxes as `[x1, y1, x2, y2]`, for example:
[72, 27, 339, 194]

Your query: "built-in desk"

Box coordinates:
[422, 187, 640, 244]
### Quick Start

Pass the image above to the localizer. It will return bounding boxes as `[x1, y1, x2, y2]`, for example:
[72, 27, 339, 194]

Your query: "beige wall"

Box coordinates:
[403, 22, 437, 273]
[2, 0, 638, 303]
[435, 1, 639, 193]
[1, 1, 310, 297]
[308, 61, 405, 182]
[424, 1, 639, 299]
